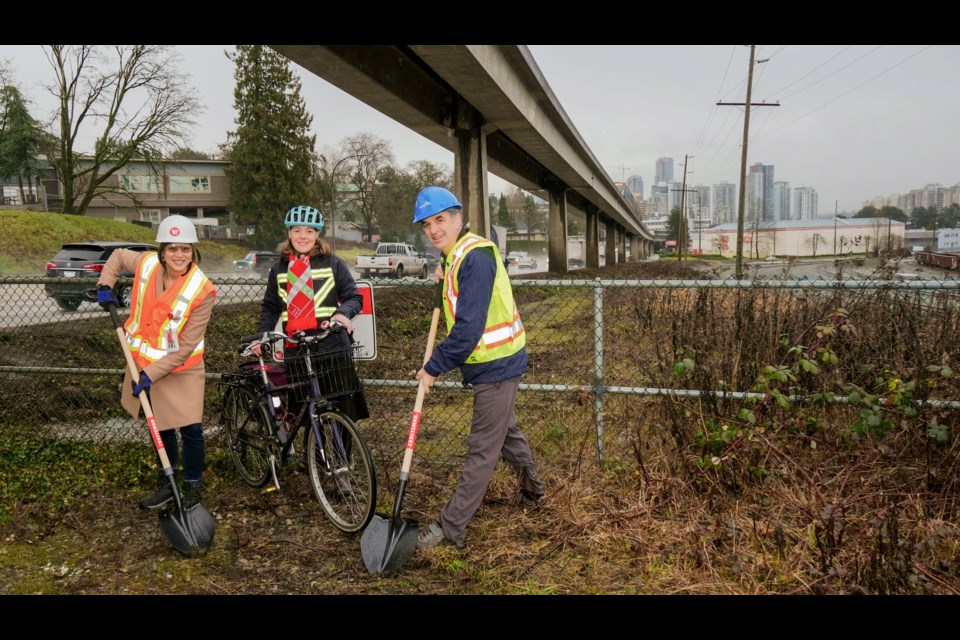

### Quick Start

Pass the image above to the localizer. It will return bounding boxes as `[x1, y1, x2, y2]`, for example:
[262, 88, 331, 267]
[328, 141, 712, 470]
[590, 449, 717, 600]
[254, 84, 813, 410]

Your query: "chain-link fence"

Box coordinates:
[3, 268, 960, 485]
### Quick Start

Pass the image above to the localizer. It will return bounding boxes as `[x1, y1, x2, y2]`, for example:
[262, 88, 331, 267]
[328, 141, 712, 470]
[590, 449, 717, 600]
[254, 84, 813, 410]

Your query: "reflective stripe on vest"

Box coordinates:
[276, 266, 338, 323]
[442, 232, 525, 364]
[124, 254, 215, 372]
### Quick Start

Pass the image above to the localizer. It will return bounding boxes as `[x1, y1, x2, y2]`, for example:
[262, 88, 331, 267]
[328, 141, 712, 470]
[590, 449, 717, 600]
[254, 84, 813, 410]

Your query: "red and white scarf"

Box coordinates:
[286, 254, 317, 336]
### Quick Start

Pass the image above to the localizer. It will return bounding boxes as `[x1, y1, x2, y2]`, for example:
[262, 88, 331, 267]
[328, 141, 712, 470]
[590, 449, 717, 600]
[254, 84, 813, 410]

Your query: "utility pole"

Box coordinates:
[718, 45, 778, 279]
[833, 200, 838, 256]
[697, 192, 703, 256]
[674, 155, 694, 262]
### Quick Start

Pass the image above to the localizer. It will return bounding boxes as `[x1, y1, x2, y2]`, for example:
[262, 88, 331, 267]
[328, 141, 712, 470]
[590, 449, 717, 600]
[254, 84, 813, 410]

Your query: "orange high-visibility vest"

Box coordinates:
[124, 253, 216, 372]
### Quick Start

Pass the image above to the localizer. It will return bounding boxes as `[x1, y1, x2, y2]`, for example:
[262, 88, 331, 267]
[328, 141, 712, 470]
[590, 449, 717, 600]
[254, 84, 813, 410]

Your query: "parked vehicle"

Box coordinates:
[506, 251, 538, 269]
[44, 241, 157, 311]
[234, 250, 281, 277]
[354, 242, 428, 279]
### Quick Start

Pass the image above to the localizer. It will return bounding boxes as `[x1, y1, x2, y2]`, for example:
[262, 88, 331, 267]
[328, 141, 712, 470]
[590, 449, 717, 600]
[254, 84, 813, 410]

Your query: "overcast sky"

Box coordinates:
[3, 45, 956, 215]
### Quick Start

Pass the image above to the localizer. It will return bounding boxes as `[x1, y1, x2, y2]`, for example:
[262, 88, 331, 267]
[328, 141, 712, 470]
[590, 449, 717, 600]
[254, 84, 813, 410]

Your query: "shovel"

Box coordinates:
[107, 303, 216, 557]
[361, 277, 443, 575]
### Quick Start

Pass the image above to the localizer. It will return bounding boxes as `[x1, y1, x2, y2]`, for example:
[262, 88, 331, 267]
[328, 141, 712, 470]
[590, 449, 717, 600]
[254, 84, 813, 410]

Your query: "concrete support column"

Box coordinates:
[630, 234, 640, 262]
[547, 189, 568, 273]
[605, 219, 616, 266]
[586, 207, 600, 269]
[453, 124, 491, 240]
[618, 226, 626, 263]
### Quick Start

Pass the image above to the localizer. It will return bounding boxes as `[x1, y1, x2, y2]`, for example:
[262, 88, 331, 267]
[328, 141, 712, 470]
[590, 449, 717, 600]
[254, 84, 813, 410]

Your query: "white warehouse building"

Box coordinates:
[690, 218, 906, 259]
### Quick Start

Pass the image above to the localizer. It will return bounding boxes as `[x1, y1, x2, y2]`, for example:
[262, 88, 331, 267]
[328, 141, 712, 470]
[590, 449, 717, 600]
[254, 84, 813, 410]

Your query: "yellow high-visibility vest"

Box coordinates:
[442, 233, 525, 364]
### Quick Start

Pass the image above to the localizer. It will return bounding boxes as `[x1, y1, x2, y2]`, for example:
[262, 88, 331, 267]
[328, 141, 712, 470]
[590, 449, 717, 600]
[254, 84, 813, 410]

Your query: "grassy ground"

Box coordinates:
[3, 255, 960, 595]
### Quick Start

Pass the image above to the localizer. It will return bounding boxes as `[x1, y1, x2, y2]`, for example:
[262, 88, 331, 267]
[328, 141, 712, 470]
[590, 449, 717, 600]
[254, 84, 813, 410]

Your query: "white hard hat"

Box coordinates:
[156, 215, 199, 243]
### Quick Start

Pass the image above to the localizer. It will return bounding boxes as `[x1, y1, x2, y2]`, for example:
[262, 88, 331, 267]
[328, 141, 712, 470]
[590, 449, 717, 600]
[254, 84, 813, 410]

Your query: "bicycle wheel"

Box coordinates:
[222, 383, 274, 488]
[305, 409, 377, 533]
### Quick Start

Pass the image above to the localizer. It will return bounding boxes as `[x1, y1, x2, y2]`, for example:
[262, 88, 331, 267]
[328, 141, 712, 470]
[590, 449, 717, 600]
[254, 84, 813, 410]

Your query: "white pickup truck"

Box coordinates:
[354, 242, 430, 279]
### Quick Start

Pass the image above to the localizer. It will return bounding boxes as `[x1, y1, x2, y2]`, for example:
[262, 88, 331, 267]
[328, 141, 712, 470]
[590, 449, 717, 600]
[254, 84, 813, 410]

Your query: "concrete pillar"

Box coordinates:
[630, 234, 640, 262]
[586, 207, 600, 269]
[618, 226, 626, 263]
[605, 219, 616, 266]
[453, 126, 491, 240]
[547, 189, 568, 273]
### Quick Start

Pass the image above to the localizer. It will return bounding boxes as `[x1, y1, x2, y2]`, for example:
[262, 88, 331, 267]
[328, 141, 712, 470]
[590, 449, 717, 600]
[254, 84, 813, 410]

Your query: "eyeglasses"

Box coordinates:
[164, 244, 194, 254]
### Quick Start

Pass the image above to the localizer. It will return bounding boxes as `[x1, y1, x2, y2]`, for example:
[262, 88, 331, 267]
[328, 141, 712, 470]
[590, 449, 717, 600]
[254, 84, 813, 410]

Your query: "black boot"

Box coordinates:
[182, 480, 204, 509]
[139, 471, 174, 511]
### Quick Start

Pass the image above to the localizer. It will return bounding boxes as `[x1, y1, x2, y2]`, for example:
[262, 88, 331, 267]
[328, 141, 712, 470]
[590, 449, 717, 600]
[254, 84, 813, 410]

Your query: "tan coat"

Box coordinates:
[98, 248, 216, 430]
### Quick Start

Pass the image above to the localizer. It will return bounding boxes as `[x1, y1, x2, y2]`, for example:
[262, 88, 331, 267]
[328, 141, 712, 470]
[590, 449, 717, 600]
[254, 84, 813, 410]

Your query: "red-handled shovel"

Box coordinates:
[361, 278, 443, 575]
[107, 303, 215, 557]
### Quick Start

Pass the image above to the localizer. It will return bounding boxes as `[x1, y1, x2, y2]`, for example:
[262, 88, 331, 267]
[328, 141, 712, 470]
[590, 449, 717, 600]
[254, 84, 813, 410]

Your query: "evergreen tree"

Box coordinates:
[226, 45, 317, 249]
[0, 86, 45, 205]
[496, 193, 511, 227]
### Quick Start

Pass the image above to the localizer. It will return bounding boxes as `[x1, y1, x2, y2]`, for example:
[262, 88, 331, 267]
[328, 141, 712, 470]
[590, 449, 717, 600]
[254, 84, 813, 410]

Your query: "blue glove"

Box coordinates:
[97, 286, 118, 309]
[132, 372, 151, 396]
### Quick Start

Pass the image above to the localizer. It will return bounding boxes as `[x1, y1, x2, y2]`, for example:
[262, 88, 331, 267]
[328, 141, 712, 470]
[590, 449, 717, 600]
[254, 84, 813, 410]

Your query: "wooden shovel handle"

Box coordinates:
[107, 304, 174, 471]
[399, 279, 444, 475]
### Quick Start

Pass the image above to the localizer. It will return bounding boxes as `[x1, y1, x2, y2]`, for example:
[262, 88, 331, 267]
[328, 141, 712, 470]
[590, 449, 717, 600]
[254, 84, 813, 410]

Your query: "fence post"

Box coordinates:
[593, 278, 605, 464]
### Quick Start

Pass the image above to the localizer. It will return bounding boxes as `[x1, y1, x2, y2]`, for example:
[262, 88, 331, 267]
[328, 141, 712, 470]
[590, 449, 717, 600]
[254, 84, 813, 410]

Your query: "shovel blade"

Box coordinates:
[159, 502, 216, 557]
[361, 513, 419, 576]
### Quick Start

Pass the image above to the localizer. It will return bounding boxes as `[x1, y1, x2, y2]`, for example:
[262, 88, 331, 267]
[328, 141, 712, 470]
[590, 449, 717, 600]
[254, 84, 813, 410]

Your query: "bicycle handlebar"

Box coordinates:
[239, 320, 346, 354]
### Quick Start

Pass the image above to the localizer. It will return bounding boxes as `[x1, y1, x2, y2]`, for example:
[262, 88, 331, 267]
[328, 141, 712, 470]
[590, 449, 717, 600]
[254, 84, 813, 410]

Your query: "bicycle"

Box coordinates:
[219, 321, 376, 533]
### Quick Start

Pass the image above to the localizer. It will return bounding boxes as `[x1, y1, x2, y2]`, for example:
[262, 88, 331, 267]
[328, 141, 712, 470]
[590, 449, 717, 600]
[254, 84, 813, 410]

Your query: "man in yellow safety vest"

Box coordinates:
[412, 186, 545, 549]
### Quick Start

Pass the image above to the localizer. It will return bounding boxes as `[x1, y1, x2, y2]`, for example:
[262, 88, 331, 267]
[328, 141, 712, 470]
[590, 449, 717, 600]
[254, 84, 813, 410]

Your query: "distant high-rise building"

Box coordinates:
[668, 180, 683, 214]
[773, 181, 791, 221]
[696, 184, 711, 221]
[650, 183, 670, 216]
[655, 158, 674, 185]
[793, 187, 818, 220]
[748, 163, 775, 222]
[712, 181, 737, 225]
[626, 174, 644, 198]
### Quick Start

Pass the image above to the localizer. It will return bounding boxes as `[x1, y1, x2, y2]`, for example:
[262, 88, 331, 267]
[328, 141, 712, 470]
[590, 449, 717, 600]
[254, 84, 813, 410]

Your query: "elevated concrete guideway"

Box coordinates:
[270, 45, 657, 269]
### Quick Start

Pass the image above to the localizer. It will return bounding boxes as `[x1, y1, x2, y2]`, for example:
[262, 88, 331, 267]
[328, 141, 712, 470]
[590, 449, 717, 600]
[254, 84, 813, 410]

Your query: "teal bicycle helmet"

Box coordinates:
[413, 186, 462, 223]
[285, 205, 324, 231]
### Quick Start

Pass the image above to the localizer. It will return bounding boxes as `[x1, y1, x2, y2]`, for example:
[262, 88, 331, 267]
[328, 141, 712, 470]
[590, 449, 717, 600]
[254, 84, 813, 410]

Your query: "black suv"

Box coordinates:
[44, 241, 157, 311]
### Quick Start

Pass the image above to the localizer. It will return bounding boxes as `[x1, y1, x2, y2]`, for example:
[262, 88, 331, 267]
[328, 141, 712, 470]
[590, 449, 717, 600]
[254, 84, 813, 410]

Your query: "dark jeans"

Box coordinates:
[158, 422, 205, 482]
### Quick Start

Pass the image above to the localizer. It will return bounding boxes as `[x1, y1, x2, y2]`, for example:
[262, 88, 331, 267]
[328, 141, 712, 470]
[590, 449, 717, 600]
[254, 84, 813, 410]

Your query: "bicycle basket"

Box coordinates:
[283, 343, 363, 400]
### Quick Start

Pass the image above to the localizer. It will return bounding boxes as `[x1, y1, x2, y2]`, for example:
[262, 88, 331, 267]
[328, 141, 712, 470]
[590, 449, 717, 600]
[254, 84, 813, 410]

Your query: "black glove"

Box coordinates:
[97, 285, 118, 309]
[132, 372, 151, 396]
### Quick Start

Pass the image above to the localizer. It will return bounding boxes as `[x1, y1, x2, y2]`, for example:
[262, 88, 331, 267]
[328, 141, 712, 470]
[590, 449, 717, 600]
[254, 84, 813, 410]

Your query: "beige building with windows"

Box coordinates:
[80, 158, 230, 224]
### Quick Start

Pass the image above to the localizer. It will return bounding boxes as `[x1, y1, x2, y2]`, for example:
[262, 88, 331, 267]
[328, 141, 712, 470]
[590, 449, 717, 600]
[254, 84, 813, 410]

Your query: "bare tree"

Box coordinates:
[341, 132, 395, 241]
[41, 45, 201, 214]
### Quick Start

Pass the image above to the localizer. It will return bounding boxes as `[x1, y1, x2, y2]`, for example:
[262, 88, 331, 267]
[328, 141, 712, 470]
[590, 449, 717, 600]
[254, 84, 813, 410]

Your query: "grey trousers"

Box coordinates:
[439, 375, 544, 547]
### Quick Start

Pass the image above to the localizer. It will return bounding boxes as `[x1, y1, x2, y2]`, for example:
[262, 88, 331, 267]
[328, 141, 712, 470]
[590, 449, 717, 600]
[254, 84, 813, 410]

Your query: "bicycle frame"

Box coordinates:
[238, 322, 355, 492]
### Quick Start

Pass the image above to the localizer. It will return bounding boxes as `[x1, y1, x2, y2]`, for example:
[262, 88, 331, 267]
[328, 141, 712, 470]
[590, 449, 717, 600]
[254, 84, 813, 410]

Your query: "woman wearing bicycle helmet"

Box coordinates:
[254, 205, 369, 422]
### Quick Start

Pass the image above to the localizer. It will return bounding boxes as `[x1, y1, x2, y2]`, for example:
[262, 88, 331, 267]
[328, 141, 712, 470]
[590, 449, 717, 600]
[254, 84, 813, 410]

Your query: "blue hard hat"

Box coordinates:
[413, 186, 462, 223]
[285, 205, 324, 231]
